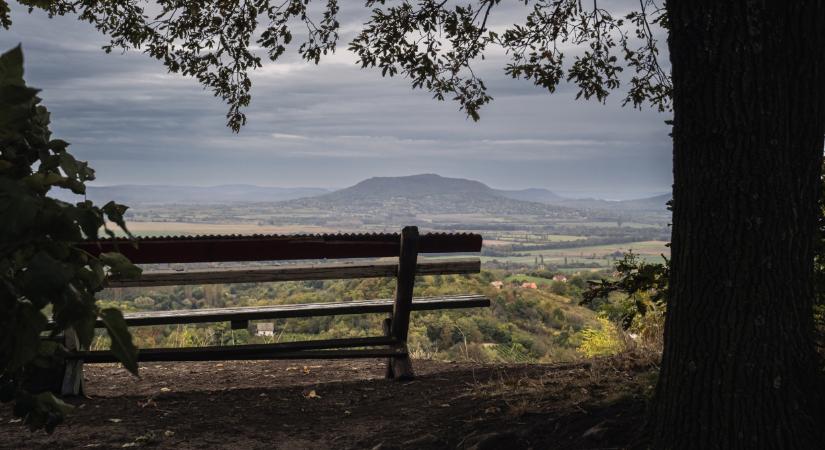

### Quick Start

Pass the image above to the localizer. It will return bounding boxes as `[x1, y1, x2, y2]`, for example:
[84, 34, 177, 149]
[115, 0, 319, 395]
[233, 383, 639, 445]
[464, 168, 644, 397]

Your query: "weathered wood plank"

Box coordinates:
[387, 226, 418, 380]
[74, 337, 405, 363]
[77, 232, 482, 264]
[45, 295, 490, 329]
[384, 318, 415, 380]
[106, 258, 480, 288]
[60, 328, 84, 396]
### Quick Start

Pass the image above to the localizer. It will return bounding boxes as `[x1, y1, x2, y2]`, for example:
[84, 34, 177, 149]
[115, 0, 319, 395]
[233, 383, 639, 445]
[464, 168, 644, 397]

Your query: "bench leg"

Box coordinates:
[383, 318, 414, 380]
[61, 328, 84, 396]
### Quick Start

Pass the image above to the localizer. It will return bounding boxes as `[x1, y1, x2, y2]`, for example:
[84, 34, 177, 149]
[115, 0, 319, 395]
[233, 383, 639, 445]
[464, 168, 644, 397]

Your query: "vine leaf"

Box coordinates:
[99, 308, 139, 376]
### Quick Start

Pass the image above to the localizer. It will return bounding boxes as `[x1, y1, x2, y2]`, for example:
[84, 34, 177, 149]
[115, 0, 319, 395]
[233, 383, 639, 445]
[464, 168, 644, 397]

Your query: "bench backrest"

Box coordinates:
[77, 231, 482, 264]
[77, 229, 483, 289]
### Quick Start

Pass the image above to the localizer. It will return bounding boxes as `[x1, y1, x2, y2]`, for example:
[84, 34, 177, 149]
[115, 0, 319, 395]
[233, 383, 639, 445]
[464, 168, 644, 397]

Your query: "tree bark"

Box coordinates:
[653, 2, 825, 448]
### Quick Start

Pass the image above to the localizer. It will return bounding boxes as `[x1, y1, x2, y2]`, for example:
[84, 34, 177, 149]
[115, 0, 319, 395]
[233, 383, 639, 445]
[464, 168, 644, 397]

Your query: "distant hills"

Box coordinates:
[496, 188, 564, 204]
[283, 174, 575, 216]
[529, 193, 671, 213]
[50, 184, 329, 205]
[50, 174, 670, 216]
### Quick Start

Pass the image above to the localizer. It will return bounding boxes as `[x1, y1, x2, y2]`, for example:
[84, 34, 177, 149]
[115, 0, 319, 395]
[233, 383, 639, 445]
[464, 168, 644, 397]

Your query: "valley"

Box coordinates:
[88, 174, 671, 271]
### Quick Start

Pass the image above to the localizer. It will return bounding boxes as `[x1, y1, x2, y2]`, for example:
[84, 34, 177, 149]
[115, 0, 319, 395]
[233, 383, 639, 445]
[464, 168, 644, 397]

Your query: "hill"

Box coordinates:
[283, 174, 580, 217]
[543, 193, 671, 213]
[50, 184, 329, 205]
[497, 188, 670, 213]
[496, 187, 565, 203]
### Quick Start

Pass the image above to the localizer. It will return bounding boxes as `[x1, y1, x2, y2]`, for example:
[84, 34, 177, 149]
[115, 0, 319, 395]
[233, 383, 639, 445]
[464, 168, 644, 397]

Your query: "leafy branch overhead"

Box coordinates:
[1, 0, 670, 130]
[0, 45, 140, 432]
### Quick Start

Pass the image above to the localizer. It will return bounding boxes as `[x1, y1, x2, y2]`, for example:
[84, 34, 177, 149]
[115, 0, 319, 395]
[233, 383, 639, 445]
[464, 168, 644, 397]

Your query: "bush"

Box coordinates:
[577, 317, 625, 358]
[0, 46, 139, 431]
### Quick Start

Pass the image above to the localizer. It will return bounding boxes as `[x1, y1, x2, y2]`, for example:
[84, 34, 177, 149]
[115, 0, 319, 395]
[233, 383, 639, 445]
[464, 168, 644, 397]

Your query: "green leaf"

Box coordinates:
[72, 314, 98, 349]
[101, 201, 131, 235]
[20, 251, 74, 307]
[4, 300, 48, 371]
[31, 392, 73, 433]
[99, 252, 142, 279]
[0, 45, 24, 85]
[99, 308, 139, 376]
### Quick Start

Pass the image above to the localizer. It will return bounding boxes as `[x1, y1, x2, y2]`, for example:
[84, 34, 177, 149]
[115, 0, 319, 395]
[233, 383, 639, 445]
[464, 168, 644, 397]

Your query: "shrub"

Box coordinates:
[577, 317, 625, 358]
[0, 46, 139, 431]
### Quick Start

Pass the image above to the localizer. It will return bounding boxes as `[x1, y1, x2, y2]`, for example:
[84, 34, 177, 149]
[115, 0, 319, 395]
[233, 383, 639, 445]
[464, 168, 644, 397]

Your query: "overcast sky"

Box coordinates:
[1, 2, 672, 200]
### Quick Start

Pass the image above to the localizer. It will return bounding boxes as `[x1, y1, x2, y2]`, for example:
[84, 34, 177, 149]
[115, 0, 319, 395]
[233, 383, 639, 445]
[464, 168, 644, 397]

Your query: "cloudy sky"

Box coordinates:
[1, 2, 672, 200]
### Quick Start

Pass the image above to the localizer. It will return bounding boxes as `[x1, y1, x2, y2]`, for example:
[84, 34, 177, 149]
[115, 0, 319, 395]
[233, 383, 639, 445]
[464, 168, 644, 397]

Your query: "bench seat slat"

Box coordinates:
[73, 336, 402, 363]
[107, 258, 480, 288]
[87, 295, 490, 328]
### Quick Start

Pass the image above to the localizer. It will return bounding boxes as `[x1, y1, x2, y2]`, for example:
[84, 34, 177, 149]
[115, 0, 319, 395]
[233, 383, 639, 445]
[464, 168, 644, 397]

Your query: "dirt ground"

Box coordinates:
[0, 358, 655, 449]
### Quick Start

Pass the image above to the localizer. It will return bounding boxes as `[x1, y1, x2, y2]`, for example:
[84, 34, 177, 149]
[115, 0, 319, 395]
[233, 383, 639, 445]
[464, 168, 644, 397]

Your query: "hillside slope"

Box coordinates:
[283, 174, 579, 217]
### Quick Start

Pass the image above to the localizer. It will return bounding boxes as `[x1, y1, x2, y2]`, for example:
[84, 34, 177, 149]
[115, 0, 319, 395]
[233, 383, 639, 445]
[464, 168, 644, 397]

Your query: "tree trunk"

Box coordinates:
[654, 2, 825, 448]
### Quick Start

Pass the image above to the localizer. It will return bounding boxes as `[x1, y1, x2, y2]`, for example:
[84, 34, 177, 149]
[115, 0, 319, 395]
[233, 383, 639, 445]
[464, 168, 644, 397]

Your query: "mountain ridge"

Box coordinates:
[48, 174, 670, 214]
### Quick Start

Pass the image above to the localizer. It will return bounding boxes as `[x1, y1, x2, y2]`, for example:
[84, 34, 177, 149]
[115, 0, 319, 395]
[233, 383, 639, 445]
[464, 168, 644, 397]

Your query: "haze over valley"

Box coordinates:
[55, 174, 672, 272]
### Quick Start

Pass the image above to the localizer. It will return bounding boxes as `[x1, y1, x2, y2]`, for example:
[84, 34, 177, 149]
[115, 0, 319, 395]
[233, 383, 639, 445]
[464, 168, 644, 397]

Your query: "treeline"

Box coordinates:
[96, 271, 607, 363]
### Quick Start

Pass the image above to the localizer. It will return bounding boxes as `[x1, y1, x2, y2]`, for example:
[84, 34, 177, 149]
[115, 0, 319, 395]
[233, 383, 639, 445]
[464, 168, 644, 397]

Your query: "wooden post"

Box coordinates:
[61, 327, 84, 396]
[386, 226, 418, 380]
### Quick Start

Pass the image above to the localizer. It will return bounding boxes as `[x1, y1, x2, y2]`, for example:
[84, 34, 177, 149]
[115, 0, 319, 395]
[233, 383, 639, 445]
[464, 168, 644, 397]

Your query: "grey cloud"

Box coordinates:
[0, 1, 671, 198]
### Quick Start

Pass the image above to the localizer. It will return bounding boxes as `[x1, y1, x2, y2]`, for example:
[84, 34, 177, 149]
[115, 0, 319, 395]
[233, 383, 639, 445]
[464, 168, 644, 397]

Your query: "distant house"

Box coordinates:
[490, 281, 504, 289]
[255, 322, 275, 337]
[521, 282, 538, 289]
[552, 274, 568, 283]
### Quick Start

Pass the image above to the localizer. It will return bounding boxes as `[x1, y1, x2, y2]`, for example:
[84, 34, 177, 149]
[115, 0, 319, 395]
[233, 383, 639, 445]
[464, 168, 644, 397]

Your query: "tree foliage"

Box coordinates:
[0, 45, 139, 432]
[0, 0, 669, 130]
[582, 251, 668, 329]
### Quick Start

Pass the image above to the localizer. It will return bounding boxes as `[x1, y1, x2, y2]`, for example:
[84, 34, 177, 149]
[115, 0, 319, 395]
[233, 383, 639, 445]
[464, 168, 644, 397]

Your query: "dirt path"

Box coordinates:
[0, 358, 653, 449]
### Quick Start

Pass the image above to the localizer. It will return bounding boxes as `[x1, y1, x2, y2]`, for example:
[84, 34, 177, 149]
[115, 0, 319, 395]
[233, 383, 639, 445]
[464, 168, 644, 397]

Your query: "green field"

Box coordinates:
[483, 240, 670, 268]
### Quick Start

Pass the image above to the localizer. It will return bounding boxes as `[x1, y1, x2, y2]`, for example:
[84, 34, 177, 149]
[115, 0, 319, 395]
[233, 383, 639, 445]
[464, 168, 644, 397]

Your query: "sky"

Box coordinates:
[0, 2, 672, 200]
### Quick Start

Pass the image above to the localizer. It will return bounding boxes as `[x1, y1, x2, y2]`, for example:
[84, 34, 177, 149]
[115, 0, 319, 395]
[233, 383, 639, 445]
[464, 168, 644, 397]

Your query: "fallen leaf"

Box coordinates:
[164, 430, 175, 437]
[344, 410, 352, 415]
[302, 366, 311, 374]
[304, 390, 321, 399]
[484, 406, 500, 414]
[138, 398, 157, 408]
[108, 418, 122, 423]
[160, 387, 171, 392]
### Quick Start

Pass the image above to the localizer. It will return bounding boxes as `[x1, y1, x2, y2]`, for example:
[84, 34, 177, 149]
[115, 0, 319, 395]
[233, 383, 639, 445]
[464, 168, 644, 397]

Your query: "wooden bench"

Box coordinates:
[60, 226, 488, 393]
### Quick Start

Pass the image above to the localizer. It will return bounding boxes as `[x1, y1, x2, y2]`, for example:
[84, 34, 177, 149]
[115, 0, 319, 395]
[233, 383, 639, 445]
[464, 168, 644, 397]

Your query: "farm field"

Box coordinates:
[483, 240, 670, 269]
[109, 218, 668, 273]
[115, 221, 344, 237]
[521, 240, 670, 257]
[483, 233, 586, 245]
